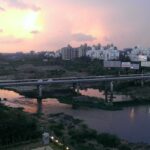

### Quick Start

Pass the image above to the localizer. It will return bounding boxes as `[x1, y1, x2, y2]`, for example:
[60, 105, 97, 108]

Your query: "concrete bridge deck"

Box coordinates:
[0, 74, 149, 87]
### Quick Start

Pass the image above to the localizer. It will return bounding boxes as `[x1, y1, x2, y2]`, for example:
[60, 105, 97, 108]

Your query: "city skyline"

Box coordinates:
[0, 0, 150, 52]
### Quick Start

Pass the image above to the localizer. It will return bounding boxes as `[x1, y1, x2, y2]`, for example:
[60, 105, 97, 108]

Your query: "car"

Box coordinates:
[38, 79, 43, 83]
[48, 79, 53, 82]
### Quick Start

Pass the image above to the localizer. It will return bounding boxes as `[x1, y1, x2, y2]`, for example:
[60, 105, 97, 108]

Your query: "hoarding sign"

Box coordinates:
[141, 61, 150, 67]
[121, 62, 131, 68]
[130, 64, 139, 70]
[138, 55, 147, 62]
[104, 61, 121, 68]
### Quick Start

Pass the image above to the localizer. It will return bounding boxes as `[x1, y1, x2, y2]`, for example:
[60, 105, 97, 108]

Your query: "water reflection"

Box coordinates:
[0, 89, 22, 99]
[130, 108, 135, 119]
[0, 90, 70, 114]
[80, 88, 104, 98]
[79, 88, 131, 102]
[148, 107, 150, 114]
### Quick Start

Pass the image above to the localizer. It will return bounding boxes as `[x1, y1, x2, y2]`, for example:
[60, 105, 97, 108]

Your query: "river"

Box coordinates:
[0, 89, 150, 144]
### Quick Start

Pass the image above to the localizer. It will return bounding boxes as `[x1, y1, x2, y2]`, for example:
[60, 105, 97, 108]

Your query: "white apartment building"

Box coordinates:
[55, 50, 61, 58]
[44, 50, 61, 58]
[86, 46, 120, 60]
[86, 46, 104, 59]
[129, 46, 150, 61]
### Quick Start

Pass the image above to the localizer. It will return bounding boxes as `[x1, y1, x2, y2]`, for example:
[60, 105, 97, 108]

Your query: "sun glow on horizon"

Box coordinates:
[23, 12, 41, 32]
[0, 10, 43, 39]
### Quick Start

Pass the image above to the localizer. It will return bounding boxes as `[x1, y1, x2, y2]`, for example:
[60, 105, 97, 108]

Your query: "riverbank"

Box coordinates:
[1, 89, 150, 148]
[46, 113, 150, 150]
[1, 105, 150, 150]
[57, 96, 122, 110]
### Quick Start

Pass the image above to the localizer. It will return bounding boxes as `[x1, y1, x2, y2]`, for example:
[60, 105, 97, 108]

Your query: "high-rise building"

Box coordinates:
[61, 45, 78, 60]
[78, 44, 88, 57]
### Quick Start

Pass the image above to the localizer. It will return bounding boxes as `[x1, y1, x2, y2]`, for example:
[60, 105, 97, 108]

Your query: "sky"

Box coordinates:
[0, 0, 150, 52]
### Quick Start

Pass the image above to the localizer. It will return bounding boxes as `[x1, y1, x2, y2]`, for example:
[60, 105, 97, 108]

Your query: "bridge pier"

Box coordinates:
[72, 83, 80, 94]
[141, 80, 144, 87]
[110, 81, 114, 102]
[141, 74, 144, 87]
[104, 89, 108, 103]
[72, 83, 76, 90]
[104, 82, 108, 103]
[37, 85, 43, 98]
[76, 83, 80, 94]
[37, 98, 42, 114]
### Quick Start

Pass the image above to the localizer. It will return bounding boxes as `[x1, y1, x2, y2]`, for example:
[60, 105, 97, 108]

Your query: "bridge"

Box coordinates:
[0, 73, 149, 102]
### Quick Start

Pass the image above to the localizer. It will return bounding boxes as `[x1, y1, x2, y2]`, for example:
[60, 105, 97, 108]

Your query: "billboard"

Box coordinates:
[104, 61, 121, 68]
[130, 64, 140, 70]
[138, 55, 147, 62]
[121, 62, 131, 68]
[141, 61, 150, 67]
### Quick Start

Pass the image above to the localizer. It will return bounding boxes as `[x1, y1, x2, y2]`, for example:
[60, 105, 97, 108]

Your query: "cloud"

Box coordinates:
[103, 36, 111, 42]
[71, 33, 96, 42]
[0, 37, 23, 44]
[30, 30, 40, 34]
[0, 6, 5, 11]
[0, 29, 3, 33]
[2, 0, 40, 11]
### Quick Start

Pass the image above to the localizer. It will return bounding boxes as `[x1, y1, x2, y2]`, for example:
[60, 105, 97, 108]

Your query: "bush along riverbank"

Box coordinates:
[0, 104, 41, 148]
[58, 96, 122, 110]
[58, 94, 150, 111]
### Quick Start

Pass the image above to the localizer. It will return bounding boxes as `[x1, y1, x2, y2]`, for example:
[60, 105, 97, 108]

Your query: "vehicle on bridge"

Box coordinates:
[48, 79, 53, 82]
[38, 79, 43, 83]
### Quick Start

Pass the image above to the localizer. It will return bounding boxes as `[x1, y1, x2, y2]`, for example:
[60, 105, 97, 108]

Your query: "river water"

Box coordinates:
[1, 89, 150, 144]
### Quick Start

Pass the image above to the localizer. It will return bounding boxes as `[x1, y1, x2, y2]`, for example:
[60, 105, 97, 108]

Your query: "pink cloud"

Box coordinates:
[0, 36, 23, 44]
[72, 33, 96, 42]
[0, 29, 3, 33]
[1, 0, 40, 11]
[0, 6, 5, 11]
[30, 30, 40, 34]
[0, 0, 150, 52]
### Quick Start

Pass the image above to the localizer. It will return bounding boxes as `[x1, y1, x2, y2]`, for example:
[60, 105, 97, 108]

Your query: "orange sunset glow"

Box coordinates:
[1, 10, 42, 37]
[0, 0, 150, 52]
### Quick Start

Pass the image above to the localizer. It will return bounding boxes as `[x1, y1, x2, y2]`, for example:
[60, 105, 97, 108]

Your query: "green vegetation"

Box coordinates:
[61, 58, 120, 75]
[48, 113, 121, 150]
[58, 96, 122, 110]
[115, 81, 150, 101]
[0, 56, 144, 79]
[47, 113, 150, 150]
[0, 104, 41, 147]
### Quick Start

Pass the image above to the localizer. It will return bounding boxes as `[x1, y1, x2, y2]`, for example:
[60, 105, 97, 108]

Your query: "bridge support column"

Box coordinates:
[37, 85, 43, 98]
[76, 83, 80, 94]
[141, 74, 144, 87]
[72, 83, 80, 94]
[110, 81, 114, 102]
[37, 98, 42, 114]
[141, 80, 144, 87]
[72, 83, 76, 91]
[140, 70, 144, 87]
[104, 82, 108, 103]
[104, 89, 108, 103]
